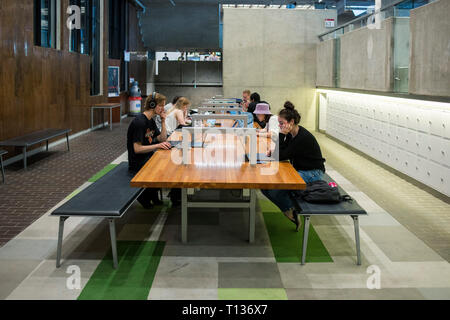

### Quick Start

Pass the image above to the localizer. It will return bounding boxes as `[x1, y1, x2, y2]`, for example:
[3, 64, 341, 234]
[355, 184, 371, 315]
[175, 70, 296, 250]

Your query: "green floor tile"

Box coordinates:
[263, 212, 333, 263]
[218, 288, 288, 300]
[88, 164, 119, 182]
[259, 200, 280, 213]
[78, 241, 165, 300]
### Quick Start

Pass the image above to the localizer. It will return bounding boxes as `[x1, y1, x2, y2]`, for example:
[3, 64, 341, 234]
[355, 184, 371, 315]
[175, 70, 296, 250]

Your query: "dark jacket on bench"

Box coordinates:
[276, 126, 326, 173]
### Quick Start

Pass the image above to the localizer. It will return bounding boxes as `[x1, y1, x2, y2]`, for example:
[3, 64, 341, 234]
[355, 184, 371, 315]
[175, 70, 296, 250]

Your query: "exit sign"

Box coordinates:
[325, 19, 335, 28]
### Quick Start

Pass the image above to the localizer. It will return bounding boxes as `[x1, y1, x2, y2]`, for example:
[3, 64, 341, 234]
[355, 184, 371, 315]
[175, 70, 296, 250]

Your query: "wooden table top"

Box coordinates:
[130, 121, 306, 190]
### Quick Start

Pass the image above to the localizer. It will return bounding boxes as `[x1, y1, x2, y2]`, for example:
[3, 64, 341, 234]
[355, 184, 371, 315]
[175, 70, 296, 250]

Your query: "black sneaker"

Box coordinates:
[138, 200, 154, 210]
[293, 210, 301, 232]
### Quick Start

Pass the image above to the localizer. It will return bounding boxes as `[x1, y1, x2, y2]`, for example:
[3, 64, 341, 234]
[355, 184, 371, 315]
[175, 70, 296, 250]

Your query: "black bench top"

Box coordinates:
[51, 162, 143, 218]
[0, 149, 7, 156]
[0, 129, 71, 147]
[292, 173, 367, 216]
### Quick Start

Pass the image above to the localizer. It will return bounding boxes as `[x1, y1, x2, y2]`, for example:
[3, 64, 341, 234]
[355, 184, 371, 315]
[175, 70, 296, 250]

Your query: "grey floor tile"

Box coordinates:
[0, 239, 56, 260]
[362, 226, 443, 262]
[152, 260, 218, 289]
[0, 259, 42, 300]
[286, 288, 425, 300]
[218, 262, 283, 288]
[417, 287, 450, 300]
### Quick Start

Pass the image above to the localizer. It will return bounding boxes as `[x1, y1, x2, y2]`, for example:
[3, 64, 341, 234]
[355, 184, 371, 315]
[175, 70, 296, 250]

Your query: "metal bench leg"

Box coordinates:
[249, 189, 256, 243]
[46, 140, 49, 152]
[109, 219, 119, 269]
[91, 107, 94, 130]
[56, 217, 68, 268]
[352, 216, 362, 266]
[301, 216, 311, 265]
[182, 188, 188, 243]
[23, 147, 27, 170]
[1, 155, 5, 184]
[110, 108, 113, 131]
[66, 133, 70, 152]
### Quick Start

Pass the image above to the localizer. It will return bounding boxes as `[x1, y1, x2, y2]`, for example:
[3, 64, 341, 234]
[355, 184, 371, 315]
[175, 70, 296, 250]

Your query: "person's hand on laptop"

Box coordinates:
[158, 142, 172, 150]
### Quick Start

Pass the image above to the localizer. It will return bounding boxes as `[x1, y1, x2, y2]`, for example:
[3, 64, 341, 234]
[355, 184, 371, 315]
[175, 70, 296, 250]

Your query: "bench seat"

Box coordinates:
[51, 162, 143, 269]
[292, 173, 367, 266]
[0, 128, 71, 169]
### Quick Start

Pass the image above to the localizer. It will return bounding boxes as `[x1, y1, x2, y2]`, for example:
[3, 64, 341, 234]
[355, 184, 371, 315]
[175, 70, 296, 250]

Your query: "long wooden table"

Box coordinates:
[131, 120, 306, 243]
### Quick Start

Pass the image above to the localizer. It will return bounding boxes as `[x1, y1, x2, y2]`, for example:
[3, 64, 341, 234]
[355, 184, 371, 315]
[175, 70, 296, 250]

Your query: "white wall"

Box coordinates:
[322, 90, 450, 196]
[223, 8, 337, 130]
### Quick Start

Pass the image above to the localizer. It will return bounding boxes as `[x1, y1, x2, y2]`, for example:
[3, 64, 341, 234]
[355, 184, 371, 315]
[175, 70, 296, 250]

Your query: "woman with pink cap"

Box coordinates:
[253, 103, 279, 138]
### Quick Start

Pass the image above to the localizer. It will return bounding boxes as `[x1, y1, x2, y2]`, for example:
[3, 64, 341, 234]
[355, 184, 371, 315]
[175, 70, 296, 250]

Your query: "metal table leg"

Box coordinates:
[23, 147, 27, 170]
[352, 216, 362, 266]
[182, 188, 188, 243]
[109, 219, 119, 269]
[46, 140, 49, 152]
[248, 189, 256, 243]
[56, 217, 68, 268]
[119, 106, 122, 127]
[91, 107, 94, 130]
[110, 107, 113, 131]
[1, 154, 5, 184]
[301, 216, 311, 265]
[66, 133, 70, 151]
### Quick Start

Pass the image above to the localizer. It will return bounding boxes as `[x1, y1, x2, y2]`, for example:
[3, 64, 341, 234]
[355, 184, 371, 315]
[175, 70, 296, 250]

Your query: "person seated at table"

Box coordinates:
[262, 101, 326, 231]
[155, 96, 182, 131]
[165, 96, 182, 113]
[241, 90, 251, 111]
[127, 92, 172, 209]
[247, 93, 268, 128]
[253, 103, 279, 139]
[165, 97, 192, 136]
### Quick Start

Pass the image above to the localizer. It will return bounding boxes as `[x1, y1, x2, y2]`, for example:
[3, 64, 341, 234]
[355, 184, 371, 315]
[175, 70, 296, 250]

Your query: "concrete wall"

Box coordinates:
[316, 39, 335, 87]
[409, 0, 450, 97]
[339, 17, 394, 92]
[223, 8, 337, 130]
[140, 2, 219, 50]
[155, 86, 224, 108]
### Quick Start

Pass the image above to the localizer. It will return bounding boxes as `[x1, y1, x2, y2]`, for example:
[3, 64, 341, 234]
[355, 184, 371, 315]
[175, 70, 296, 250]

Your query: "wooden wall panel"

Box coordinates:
[0, 0, 147, 159]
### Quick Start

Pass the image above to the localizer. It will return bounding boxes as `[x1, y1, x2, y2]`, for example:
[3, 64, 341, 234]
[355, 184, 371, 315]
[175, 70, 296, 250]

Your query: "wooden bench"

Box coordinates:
[291, 173, 367, 266]
[0, 149, 6, 183]
[0, 129, 71, 169]
[51, 162, 143, 269]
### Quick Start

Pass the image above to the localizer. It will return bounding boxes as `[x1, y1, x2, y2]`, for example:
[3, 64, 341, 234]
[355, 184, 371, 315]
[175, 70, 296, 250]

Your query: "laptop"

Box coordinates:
[245, 153, 275, 163]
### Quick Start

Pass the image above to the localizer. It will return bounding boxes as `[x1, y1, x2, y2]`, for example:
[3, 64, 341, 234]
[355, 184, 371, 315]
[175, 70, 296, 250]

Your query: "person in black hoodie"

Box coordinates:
[262, 101, 326, 231]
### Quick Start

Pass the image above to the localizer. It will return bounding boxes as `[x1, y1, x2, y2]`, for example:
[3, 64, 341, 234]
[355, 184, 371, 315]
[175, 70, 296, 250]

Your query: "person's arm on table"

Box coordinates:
[157, 111, 168, 142]
[134, 141, 171, 154]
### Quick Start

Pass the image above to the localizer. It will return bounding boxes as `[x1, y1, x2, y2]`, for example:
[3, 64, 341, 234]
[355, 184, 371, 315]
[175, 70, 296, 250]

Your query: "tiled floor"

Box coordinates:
[0, 125, 449, 300]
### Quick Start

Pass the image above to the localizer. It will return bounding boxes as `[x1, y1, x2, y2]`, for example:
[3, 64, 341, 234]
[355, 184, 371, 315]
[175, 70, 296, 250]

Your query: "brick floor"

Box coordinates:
[0, 120, 130, 247]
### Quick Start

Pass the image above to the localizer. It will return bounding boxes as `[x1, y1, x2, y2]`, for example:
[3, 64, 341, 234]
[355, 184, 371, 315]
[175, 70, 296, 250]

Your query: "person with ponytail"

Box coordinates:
[127, 92, 172, 209]
[262, 101, 326, 231]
